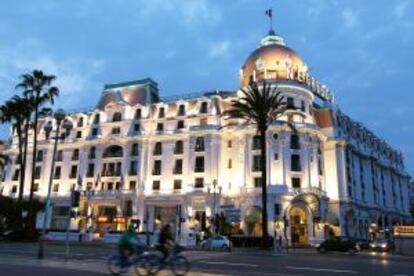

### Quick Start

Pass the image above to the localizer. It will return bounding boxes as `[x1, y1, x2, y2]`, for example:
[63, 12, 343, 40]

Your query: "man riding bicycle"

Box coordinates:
[158, 223, 174, 264]
[118, 223, 142, 268]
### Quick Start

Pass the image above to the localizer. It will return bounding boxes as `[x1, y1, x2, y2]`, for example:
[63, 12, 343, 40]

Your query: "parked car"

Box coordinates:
[370, 239, 394, 252]
[200, 236, 231, 250]
[317, 236, 360, 254]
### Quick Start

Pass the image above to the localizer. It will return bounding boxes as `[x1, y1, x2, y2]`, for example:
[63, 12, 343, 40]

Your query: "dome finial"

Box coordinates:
[262, 8, 285, 47]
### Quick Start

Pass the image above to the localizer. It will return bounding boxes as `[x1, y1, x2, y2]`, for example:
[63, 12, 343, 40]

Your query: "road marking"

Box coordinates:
[200, 261, 258, 267]
[285, 266, 358, 274]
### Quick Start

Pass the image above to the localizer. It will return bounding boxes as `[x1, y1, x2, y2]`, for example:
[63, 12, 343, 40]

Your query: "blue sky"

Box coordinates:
[0, 0, 413, 175]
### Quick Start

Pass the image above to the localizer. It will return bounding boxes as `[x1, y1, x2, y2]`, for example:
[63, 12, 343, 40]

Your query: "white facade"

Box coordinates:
[0, 30, 411, 245]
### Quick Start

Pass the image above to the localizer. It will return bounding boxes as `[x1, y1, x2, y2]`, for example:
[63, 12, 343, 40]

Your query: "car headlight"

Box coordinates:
[370, 243, 375, 247]
[381, 244, 387, 248]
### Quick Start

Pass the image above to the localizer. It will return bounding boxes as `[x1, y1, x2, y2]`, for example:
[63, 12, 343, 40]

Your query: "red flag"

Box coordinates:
[265, 9, 272, 18]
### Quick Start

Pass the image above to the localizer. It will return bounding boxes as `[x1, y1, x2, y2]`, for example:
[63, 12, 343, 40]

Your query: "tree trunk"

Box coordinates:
[259, 127, 269, 248]
[16, 125, 24, 204]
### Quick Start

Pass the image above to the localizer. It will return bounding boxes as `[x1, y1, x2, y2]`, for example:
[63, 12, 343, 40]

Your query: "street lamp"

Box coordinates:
[207, 179, 222, 235]
[38, 109, 73, 259]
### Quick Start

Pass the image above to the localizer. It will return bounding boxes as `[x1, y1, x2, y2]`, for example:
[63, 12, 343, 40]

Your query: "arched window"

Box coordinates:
[174, 141, 183, 154]
[135, 109, 142, 119]
[112, 112, 122, 122]
[153, 142, 162, 156]
[93, 114, 100, 124]
[290, 134, 300, 149]
[195, 137, 205, 152]
[103, 145, 123, 158]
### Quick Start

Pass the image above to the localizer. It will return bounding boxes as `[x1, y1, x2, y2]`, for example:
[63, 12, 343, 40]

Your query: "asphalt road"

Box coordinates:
[0, 242, 413, 275]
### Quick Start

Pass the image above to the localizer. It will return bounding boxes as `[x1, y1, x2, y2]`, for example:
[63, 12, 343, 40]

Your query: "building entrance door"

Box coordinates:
[154, 206, 178, 237]
[290, 207, 309, 245]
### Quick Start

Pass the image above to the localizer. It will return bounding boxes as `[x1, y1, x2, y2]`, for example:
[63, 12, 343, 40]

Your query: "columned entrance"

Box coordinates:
[289, 206, 309, 245]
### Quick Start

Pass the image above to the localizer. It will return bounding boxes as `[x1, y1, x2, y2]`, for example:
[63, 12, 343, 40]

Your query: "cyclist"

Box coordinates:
[158, 223, 174, 264]
[118, 224, 141, 269]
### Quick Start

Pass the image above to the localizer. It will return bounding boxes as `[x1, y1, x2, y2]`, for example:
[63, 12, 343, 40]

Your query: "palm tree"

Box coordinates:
[16, 70, 59, 215]
[0, 98, 29, 204]
[224, 80, 288, 248]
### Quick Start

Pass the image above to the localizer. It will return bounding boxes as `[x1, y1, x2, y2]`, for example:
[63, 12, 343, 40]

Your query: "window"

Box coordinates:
[274, 203, 281, 217]
[177, 120, 185, 129]
[129, 161, 137, 176]
[70, 165, 77, 179]
[254, 177, 262, 188]
[152, 160, 162, 175]
[53, 184, 59, 193]
[72, 149, 79, 160]
[156, 123, 163, 132]
[107, 182, 114, 190]
[54, 166, 61, 179]
[134, 123, 140, 132]
[274, 153, 279, 160]
[86, 163, 94, 178]
[34, 166, 41, 179]
[152, 180, 160, 191]
[252, 136, 261, 150]
[77, 117, 84, 127]
[195, 156, 205, 172]
[158, 107, 165, 118]
[228, 140, 232, 148]
[178, 105, 186, 116]
[135, 109, 142, 119]
[173, 159, 183, 174]
[252, 155, 261, 172]
[76, 131, 82, 138]
[174, 180, 182, 190]
[290, 134, 300, 149]
[153, 142, 162, 155]
[57, 150, 63, 161]
[174, 141, 183, 154]
[273, 133, 278, 140]
[292, 177, 301, 188]
[195, 178, 204, 188]
[11, 185, 17, 193]
[93, 114, 100, 124]
[92, 127, 98, 136]
[112, 112, 122, 122]
[112, 127, 121, 135]
[287, 97, 294, 109]
[200, 102, 208, 114]
[228, 159, 232, 169]
[131, 143, 139, 156]
[300, 100, 305, 112]
[195, 137, 205, 152]
[33, 183, 39, 192]
[36, 150, 43, 162]
[291, 154, 301, 171]
[13, 169, 20, 181]
[318, 159, 324, 175]
[129, 181, 136, 191]
[88, 147, 96, 159]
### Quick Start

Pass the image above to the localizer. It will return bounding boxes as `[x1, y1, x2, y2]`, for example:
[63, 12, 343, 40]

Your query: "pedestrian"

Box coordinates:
[278, 235, 282, 252]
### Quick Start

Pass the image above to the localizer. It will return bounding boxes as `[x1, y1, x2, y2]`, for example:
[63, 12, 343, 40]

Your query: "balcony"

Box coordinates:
[83, 189, 135, 198]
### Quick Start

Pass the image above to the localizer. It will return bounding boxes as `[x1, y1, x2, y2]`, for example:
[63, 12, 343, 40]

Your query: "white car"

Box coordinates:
[200, 235, 231, 250]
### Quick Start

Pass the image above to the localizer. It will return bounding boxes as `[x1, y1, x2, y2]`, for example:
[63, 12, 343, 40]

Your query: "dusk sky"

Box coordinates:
[0, 0, 413, 175]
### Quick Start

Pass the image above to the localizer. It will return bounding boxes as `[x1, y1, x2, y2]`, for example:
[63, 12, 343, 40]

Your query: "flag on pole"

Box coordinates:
[77, 175, 83, 189]
[95, 173, 101, 188]
[265, 8, 272, 18]
[120, 174, 125, 190]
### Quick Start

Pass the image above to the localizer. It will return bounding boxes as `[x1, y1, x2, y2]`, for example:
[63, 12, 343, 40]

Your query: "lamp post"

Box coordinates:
[38, 109, 73, 259]
[207, 179, 222, 235]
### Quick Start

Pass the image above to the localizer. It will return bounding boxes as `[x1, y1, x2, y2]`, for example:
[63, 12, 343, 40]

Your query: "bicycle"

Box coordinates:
[152, 244, 190, 276]
[107, 245, 157, 276]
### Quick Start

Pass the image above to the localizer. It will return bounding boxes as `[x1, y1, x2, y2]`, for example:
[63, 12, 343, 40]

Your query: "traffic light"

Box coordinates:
[72, 191, 80, 207]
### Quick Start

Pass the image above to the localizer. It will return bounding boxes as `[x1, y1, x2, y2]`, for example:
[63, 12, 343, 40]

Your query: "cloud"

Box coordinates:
[395, 1, 409, 18]
[209, 41, 231, 58]
[342, 8, 359, 29]
[0, 38, 105, 110]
